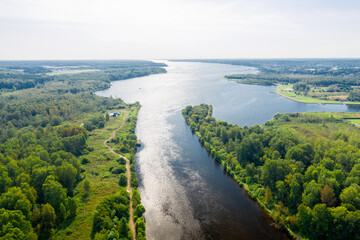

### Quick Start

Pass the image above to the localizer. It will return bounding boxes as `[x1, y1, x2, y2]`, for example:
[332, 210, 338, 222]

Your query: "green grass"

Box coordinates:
[276, 84, 360, 104]
[344, 118, 360, 125]
[52, 109, 130, 240]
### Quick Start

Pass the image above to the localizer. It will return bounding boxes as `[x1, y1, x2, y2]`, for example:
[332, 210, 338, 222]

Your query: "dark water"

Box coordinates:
[96, 61, 357, 240]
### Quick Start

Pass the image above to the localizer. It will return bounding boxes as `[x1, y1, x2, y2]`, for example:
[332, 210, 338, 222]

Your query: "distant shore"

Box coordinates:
[274, 84, 360, 105]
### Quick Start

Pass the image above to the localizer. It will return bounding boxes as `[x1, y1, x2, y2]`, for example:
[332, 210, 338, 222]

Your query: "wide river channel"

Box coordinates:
[96, 61, 358, 240]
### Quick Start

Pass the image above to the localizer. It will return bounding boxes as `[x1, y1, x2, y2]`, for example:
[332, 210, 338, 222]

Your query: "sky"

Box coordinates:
[0, 0, 360, 60]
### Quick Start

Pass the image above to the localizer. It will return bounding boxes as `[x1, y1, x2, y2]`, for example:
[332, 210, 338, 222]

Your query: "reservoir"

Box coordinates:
[96, 61, 357, 240]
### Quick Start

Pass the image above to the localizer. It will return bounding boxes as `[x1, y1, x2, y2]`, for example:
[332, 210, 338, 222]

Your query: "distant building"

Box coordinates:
[108, 112, 120, 117]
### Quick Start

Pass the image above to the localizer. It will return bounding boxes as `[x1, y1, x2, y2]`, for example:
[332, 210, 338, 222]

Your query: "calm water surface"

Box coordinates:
[96, 61, 357, 240]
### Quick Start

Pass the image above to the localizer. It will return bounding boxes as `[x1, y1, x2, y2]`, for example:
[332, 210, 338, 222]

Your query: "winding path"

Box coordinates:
[103, 111, 136, 240]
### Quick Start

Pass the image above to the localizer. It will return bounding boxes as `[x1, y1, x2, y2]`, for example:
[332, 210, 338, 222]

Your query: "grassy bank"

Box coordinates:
[276, 84, 360, 105]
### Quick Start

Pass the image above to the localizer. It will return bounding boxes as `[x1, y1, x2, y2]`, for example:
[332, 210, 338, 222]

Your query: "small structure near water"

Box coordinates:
[282, 88, 293, 92]
[136, 139, 141, 147]
[108, 112, 120, 117]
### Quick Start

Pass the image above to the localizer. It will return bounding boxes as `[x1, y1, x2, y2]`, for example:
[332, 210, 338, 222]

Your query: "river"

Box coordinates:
[96, 61, 357, 240]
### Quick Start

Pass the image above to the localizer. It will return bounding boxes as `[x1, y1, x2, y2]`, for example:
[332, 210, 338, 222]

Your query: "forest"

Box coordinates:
[0, 60, 162, 239]
[0, 60, 166, 92]
[183, 104, 360, 240]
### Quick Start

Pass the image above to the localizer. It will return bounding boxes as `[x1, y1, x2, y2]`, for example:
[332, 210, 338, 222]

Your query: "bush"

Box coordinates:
[117, 157, 126, 165]
[119, 173, 127, 187]
[81, 158, 90, 164]
[111, 165, 126, 174]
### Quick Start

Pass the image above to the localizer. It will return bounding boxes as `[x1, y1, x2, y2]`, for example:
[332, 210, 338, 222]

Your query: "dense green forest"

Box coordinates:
[183, 104, 360, 240]
[0, 60, 162, 239]
[0, 60, 166, 92]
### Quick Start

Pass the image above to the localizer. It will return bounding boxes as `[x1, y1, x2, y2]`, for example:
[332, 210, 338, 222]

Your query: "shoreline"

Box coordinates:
[274, 85, 360, 105]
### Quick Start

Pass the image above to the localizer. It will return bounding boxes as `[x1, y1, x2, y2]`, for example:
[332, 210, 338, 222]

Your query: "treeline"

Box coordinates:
[0, 60, 166, 70]
[0, 60, 166, 92]
[183, 104, 360, 240]
[225, 73, 360, 87]
[92, 106, 146, 240]
[0, 72, 54, 90]
[106, 67, 166, 81]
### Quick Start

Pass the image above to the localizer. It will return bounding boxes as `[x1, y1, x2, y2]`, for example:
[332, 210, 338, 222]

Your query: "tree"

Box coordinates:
[265, 187, 273, 203]
[131, 172, 138, 188]
[311, 204, 333, 239]
[330, 206, 360, 240]
[340, 184, 360, 209]
[261, 159, 288, 190]
[83, 179, 90, 196]
[302, 180, 321, 208]
[289, 181, 302, 210]
[221, 128, 229, 144]
[67, 197, 77, 218]
[0, 166, 12, 194]
[0, 209, 37, 240]
[118, 217, 128, 237]
[42, 177, 67, 213]
[62, 133, 87, 156]
[285, 143, 314, 166]
[31, 166, 55, 200]
[348, 89, 360, 101]
[119, 173, 127, 187]
[320, 185, 337, 207]
[0, 187, 32, 220]
[39, 203, 56, 239]
[134, 204, 145, 219]
[293, 82, 310, 93]
[58, 203, 66, 222]
[135, 218, 146, 239]
[56, 163, 78, 190]
[296, 204, 312, 236]
[238, 135, 264, 166]
[276, 181, 287, 203]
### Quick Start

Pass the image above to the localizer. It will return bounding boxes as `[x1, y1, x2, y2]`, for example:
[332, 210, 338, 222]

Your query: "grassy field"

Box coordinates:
[344, 118, 360, 125]
[52, 107, 134, 240]
[276, 84, 360, 104]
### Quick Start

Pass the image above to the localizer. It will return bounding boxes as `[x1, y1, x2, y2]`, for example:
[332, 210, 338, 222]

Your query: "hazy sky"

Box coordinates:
[0, 0, 359, 60]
